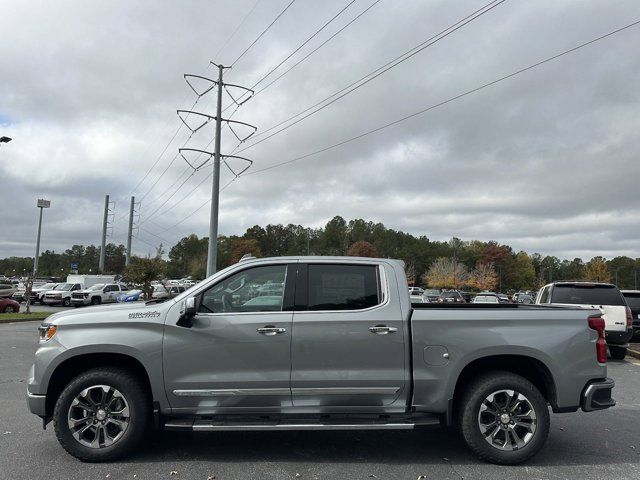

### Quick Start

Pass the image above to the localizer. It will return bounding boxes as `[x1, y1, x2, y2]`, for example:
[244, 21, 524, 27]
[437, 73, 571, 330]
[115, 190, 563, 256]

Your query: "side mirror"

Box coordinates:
[177, 296, 198, 328]
[185, 296, 197, 316]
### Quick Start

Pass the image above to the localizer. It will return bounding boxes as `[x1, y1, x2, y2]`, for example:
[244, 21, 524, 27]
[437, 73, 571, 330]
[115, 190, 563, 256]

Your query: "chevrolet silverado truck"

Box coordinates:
[27, 256, 615, 465]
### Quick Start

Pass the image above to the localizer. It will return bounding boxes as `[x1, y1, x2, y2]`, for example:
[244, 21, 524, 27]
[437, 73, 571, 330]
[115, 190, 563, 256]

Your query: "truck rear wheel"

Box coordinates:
[458, 371, 550, 465]
[609, 346, 627, 360]
[53, 368, 150, 462]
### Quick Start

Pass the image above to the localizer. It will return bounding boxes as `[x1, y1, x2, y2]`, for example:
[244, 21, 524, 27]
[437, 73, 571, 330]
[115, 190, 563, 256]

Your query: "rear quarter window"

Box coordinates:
[551, 285, 625, 306]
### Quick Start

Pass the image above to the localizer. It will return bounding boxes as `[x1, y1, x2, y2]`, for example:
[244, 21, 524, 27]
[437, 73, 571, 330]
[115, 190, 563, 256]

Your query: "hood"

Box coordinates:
[46, 299, 175, 325]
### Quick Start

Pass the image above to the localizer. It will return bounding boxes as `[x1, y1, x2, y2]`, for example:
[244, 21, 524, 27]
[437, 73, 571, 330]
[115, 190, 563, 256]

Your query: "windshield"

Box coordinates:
[423, 290, 440, 296]
[153, 285, 168, 293]
[475, 295, 499, 303]
[551, 284, 625, 306]
[56, 283, 74, 291]
[87, 284, 105, 291]
[440, 292, 460, 298]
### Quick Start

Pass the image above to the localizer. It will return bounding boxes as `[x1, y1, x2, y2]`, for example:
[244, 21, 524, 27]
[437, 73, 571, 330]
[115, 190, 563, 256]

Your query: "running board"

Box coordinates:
[165, 417, 440, 432]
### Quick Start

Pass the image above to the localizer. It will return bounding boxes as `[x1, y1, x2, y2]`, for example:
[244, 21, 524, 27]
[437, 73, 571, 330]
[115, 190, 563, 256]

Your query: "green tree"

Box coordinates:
[511, 252, 536, 290]
[123, 255, 166, 299]
[583, 257, 610, 282]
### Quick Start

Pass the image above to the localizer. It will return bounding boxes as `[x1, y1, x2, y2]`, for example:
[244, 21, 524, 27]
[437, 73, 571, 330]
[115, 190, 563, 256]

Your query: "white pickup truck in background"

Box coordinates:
[71, 283, 128, 307]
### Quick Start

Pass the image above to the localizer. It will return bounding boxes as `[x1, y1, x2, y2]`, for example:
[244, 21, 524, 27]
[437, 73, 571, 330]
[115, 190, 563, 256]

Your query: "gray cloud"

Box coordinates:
[1, 0, 639, 262]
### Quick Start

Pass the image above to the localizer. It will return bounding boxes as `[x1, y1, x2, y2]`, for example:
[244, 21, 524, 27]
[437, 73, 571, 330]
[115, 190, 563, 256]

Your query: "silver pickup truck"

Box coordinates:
[27, 256, 615, 465]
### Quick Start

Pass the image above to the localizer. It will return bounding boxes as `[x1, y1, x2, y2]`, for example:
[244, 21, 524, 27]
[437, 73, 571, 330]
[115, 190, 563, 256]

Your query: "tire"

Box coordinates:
[609, 346, 627, 360]
[3, 305, 17, 313]
[458, 371, 550, 465]
[53, 367, 150, 462]
[90, 296, 101, 306]
[62, 297, 71, 307]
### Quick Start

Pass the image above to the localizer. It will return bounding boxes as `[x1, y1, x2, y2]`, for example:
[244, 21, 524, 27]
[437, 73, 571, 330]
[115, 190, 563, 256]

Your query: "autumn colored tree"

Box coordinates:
[230, 238, 262, 264]
[347, 241, 380, 258]
[583, 257, 611, 282]
[468, 262, 498, 291]
[423, 257, 469, 289]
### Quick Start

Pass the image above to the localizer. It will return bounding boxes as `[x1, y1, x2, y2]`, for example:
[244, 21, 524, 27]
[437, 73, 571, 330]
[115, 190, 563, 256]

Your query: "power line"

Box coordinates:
[249, 0, 357, 90]
[128, 0, 265, 200]
[154, 178, 238, 234]
[236, 0, 505, 154]
[214, 0, 263, 60]
[231, 0, 297, 68]
[243, 18, 640, 176]
[253, 0, 383, 97]
[223, 0, 368, 111]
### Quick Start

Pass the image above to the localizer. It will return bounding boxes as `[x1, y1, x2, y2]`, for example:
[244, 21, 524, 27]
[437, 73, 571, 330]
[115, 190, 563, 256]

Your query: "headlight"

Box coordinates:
[38, 324, 57, 342]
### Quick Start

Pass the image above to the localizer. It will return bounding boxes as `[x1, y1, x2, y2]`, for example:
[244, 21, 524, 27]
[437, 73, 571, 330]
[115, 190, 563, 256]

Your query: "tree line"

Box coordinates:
[1, 216, 638, 291]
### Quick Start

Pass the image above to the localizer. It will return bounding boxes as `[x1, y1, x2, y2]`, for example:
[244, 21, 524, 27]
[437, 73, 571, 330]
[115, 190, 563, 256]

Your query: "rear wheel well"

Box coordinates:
[45, 353, 152, 418]
[452, 355, 557, 420]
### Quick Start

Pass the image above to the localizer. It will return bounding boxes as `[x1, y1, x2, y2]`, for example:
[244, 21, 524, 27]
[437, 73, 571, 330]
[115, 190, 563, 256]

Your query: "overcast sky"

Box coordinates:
[1, 0, 639, 261]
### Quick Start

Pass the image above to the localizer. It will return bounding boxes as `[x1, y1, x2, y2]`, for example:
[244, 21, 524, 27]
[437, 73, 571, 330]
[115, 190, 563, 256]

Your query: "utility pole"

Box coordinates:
[177, 64, 256, 277]
[33, 198, 51, 275]
[126, 196, 135, 266]
[99, 194, 109, 273]
[207, 64, 224, 277]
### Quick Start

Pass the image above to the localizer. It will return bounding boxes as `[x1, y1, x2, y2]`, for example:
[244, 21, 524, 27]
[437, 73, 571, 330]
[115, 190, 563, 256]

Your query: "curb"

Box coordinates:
[627, 346, 640, 361]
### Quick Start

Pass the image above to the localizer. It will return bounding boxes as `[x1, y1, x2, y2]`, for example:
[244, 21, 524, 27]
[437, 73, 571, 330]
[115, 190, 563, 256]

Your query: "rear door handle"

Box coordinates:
[369, 325, 398, 335]
[257, 325, 287, 336]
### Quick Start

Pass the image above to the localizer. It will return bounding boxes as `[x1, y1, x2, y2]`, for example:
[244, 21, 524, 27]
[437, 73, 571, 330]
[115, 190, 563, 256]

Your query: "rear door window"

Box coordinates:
[307, 264, 380, 311]
[551, 285, 625, 306]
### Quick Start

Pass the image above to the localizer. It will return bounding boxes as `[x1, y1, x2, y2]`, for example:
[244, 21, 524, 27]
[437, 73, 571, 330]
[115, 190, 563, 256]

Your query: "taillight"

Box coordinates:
[588, 314, 607, 364]
[626, 307, 633, 329]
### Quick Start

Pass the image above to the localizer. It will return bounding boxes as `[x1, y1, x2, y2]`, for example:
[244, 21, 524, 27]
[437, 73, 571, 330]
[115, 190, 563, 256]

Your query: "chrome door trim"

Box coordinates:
[292, 387, 400, 395]
[173, 388, 291, 397]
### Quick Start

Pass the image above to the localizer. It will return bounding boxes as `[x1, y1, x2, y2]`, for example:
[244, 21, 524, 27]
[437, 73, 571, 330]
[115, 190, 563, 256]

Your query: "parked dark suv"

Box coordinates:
[437, 291, 465, 303]
[621, 290, 640, 340]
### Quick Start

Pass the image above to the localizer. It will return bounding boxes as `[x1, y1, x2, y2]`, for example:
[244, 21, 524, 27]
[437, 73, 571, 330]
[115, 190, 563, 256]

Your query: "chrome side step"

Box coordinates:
[164, 417, 440, 432]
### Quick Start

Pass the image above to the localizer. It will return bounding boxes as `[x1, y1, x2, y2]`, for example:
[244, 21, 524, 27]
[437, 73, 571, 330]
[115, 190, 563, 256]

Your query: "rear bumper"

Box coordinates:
[605, 329, 633, 346]
[581, 378, 615, 412]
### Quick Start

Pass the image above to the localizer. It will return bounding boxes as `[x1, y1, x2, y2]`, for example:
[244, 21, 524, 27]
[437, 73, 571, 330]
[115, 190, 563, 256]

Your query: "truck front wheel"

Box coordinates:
[62, 297, 71, 307]
[53, 368, 150, 462]
[458, 371, 550, 465]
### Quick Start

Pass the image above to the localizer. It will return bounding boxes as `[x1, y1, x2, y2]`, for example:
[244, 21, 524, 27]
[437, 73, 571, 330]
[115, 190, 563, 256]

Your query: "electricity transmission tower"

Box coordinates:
[125, 196, 140, 266]
[178, 62, 256, 276]
[99, 195, 115, 273]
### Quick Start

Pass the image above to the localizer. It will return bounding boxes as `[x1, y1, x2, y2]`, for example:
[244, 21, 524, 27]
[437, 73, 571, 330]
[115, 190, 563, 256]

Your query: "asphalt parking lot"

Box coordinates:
[1, 321, 639, 480]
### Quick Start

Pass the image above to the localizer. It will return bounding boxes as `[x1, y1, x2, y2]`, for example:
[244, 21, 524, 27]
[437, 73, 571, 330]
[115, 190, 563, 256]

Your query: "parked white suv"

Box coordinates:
[70, 283, 127, 307]
[536, 281, 633, 359]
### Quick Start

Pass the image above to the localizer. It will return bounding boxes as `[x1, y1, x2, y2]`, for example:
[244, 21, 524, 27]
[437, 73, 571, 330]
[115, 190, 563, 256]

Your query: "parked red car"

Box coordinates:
[0, 298, 20, 313]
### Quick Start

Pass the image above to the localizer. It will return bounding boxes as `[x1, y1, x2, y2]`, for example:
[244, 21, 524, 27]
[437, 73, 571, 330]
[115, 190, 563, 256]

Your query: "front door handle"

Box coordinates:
[257, 325, 287, 336]
[369, 325, 398, 335]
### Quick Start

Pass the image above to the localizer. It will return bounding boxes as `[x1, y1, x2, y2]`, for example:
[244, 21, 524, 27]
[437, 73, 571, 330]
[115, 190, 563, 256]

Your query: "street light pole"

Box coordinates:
[33, 199, 51, 275]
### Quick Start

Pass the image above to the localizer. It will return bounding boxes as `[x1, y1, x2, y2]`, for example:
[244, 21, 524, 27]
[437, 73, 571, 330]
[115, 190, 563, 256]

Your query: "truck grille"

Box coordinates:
[72, 293, 84, 299]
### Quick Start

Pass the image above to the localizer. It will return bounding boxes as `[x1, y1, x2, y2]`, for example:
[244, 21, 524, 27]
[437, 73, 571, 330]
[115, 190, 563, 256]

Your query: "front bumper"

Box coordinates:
[70, 297, 90, 306]
[27, 391, 47, 417]
[581, 378, 615, 412]
[42, 297, 63, 305]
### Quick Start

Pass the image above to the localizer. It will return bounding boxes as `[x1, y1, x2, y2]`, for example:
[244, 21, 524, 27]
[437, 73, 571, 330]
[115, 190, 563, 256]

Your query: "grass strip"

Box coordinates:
[0, 312, 52, 323]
